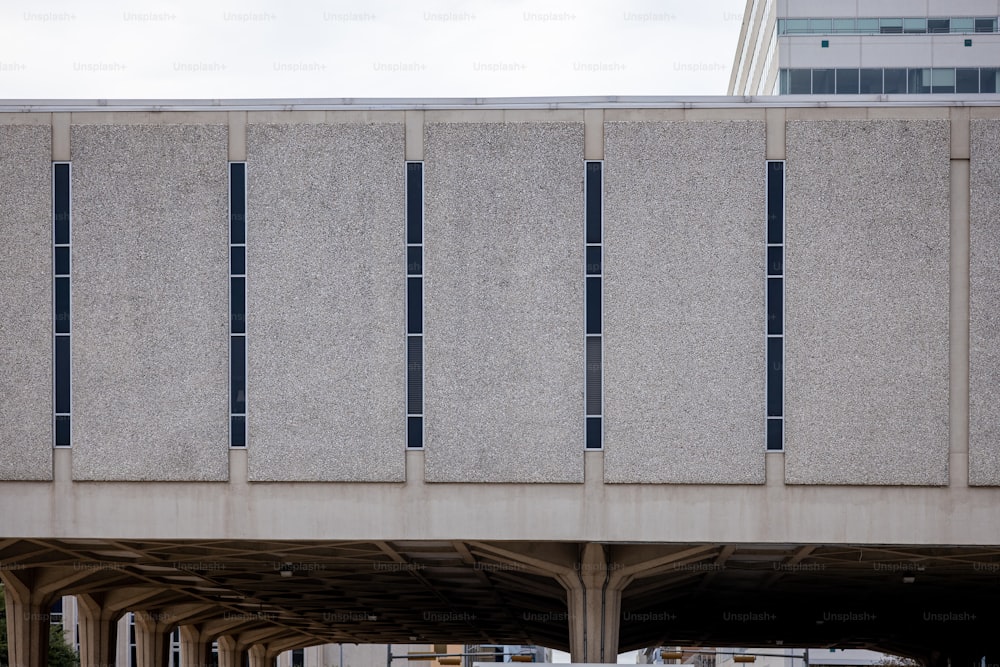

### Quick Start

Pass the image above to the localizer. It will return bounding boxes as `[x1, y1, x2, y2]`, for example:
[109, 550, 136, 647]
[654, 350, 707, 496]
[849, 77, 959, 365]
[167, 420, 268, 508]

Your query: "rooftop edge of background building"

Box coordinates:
[3, 95, 1000, 112]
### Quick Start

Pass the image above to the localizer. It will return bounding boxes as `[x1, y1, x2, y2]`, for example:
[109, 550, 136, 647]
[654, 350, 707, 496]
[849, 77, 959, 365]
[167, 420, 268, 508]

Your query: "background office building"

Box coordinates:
[729, 0, 1000, 95]
[4, 97, 1000, 666]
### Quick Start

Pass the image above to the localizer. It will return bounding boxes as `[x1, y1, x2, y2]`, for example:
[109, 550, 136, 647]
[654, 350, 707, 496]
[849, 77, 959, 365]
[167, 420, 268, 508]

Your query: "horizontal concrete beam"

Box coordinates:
[3, 451, 999, 544]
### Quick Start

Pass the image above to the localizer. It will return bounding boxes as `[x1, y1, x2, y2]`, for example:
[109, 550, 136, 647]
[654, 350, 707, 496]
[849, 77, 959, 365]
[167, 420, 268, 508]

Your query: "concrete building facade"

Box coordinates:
[2, 98, 1000, 667]
[729, 0, 1000, 95]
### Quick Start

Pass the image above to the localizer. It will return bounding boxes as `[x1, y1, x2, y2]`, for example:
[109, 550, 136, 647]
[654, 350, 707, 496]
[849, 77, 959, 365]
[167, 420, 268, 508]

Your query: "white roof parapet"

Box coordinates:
[2, 95, 1000, 112]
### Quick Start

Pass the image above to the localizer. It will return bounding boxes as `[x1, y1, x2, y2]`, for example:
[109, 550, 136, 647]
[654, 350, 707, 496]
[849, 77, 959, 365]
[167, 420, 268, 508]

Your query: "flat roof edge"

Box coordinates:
[1, 95, 1000, 112]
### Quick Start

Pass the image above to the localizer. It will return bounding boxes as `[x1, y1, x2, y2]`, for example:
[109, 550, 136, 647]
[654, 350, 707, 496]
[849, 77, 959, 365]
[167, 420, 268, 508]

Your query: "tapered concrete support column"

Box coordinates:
[0, 571, 56, 667]
[248, 644, 276, 667]
[76, 594, 121, 667]
[557, 544, 629, 663]
[217, 634, 243, 667]
[133, 611, 172, 667]
[179, 624, 214, 667]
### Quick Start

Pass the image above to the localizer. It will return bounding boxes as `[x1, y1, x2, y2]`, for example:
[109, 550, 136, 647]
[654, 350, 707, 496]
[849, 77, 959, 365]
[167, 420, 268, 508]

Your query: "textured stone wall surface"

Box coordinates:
[603, 120, 767, 484]
[970, 119, 1000, 486]
[0, 124, 53, 480]
[246, 122, 406, 481]
[71, 124, 230, 481]
[423, 122, 585, 483]
[784, 119, 950, 485]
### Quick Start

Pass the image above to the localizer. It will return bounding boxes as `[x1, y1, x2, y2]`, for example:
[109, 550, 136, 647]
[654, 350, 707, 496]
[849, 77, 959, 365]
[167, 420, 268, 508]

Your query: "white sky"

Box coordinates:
[0, 0, 747, 99]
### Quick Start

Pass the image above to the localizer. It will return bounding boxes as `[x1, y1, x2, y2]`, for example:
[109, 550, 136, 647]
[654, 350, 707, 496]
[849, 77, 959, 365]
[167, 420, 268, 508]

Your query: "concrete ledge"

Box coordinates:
[2, 479, 1000, 544]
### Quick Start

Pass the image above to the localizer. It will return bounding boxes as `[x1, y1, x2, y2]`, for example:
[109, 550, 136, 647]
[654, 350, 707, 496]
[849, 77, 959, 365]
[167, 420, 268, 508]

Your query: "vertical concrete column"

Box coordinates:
[179, 624, 214, 667]
[76, 594, 120, 667]
[0, 571, 55, 667]
[557, 543, 626, 663]
[217, 634, 242, 667]
[248, 643, 276, 667]
[133, 611, 171, 667]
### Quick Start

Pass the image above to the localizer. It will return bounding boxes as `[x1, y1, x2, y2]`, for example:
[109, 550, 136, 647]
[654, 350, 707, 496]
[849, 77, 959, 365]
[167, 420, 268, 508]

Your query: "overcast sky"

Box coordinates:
[0, 0, 747, 99]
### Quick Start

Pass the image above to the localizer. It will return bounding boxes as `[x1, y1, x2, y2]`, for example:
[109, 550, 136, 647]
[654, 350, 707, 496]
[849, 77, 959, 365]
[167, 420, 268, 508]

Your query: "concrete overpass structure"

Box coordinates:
[2, 96, 1000, 667]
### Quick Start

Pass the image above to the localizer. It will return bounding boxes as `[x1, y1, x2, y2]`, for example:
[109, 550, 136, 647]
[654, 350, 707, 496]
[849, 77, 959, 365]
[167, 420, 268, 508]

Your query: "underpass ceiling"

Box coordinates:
[1, 539, 998, 656]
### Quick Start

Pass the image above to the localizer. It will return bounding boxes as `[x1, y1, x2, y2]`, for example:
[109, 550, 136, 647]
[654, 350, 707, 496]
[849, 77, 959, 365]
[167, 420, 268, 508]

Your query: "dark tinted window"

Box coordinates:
[767, 337, 783, 417]
[55, 336, 71, 414]
[957, 68, 980, 93]
[407, 416, 423, 448]
[229, 163, 246, 245]
[789, 69, 811, 94]
[407, 336, 423, 415]
[767, 162, 784, 244]
[407, 245, 422, 276]
[813, 69, 835, 94]
[230, 277, 245, 334]
[982, 68, 998, 93]
[928, 19, 950, 33]
[586, 417, 602, 449]
[55, 415, 71, 447]
[231, 336, 245, 413]
[54, 164, 70, 244]
[767, 246, 783, 276]
[884, 68, 907, 93]
[231, 416, 245, 447]
[767, 278, 783, 336]
[585, 162, 602, 244]
[406, 162, 423, 244]
[54, 277, 70, 334]
[407, 277, 422, 334]
[767, 419, 783, 451]
[908, 68, 930, 93]
[230, 246, 245, 276]
[586, 245, 601, 276]
[55, 246, 70, 276]
[586, 276, 601, 335]
[860, 69, 883, 93]
[836, 69, 860, 94]
[586, 337, 601, 416]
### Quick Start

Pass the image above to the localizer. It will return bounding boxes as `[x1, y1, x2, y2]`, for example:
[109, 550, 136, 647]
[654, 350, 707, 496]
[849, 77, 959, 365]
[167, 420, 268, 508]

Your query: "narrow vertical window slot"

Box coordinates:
[407, 278, 423, 335]
[766, 160, 785, 452]
[406, 162, 424, 449]
[230, 162, 247, 448]
[586, 337, 602, 416]
[585, 161, 603, 450]
[53, 162, 71, 448]
[54, 278, 71, 335]
[585, 277, 602, 335]
[767, 337, 784, 417]
[407, 337, 423, 415]
[230, 278, 246, 335]
[767, 277, 783, 335]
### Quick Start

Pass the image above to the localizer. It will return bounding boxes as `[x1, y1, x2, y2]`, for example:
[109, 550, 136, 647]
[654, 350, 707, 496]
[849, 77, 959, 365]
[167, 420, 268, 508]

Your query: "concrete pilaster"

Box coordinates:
[133, 611, 172, 667]
[76, 594, 121, 667]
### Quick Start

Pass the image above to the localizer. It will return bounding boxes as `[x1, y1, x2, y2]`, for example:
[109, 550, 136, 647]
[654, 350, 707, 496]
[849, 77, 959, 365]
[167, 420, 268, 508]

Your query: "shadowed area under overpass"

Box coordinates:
[2, 539, 999, 662]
